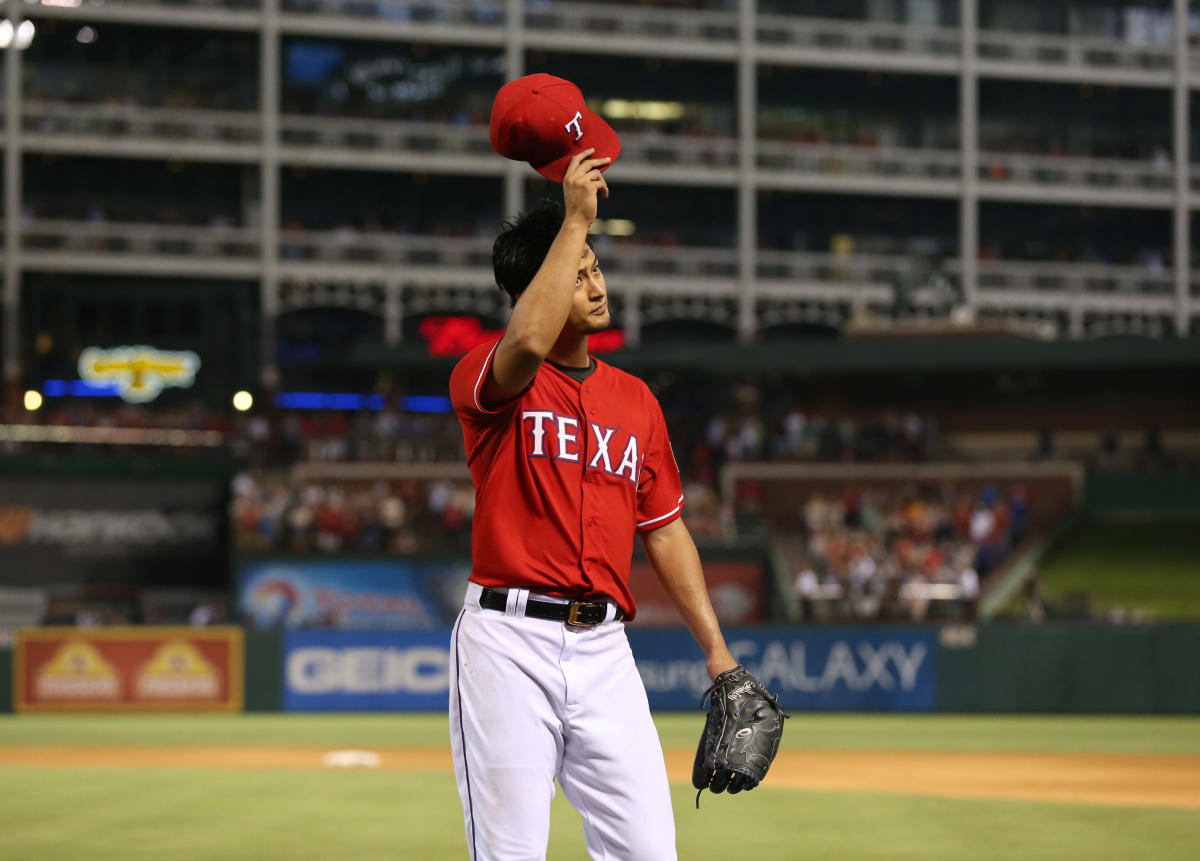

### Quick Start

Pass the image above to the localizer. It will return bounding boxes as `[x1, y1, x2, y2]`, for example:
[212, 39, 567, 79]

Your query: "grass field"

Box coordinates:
[1036, 518, 1200, 618]
[2, 713, 1199, 860]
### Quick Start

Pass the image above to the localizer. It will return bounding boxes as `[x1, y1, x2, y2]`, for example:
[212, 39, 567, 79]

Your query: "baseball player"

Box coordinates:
[448, 75, 784, 861]
[448, 147, 737, 860]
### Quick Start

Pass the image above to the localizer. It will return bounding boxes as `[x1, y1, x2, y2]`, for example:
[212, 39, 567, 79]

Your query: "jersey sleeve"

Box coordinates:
[449, 336, 530, 423]
[635, 396, 685, 533]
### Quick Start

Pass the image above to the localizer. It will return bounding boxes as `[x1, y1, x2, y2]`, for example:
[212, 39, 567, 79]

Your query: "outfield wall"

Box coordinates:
[4, 624, 1198, 714]
[0, 648, 11, 713]
[938, 624, 1200, 713]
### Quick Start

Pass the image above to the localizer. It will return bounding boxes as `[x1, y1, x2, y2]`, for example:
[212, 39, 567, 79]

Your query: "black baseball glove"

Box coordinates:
[692, 665, 788, 805]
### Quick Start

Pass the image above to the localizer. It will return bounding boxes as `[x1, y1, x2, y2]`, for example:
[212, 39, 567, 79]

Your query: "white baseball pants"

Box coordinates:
[449, 582, 677, 861]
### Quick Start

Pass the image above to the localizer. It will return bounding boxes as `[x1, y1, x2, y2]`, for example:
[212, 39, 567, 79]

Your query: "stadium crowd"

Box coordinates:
[232, 472, 475, 556]
[2, 398, 944, 473]
[790, 484, 1028, 622]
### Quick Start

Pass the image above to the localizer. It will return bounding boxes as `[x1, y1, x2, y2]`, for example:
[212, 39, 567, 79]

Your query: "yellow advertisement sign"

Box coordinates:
[135, 640, 220, 700]
[33, 640, 121, 701]
[78, 345, 201, 403]
[16, 627, 243, 712]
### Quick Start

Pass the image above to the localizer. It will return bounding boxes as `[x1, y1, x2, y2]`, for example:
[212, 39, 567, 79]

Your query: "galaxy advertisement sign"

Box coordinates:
[238, 560, 470, 630]
[14, 627, 242, 712]
[629, 627, 938, 712]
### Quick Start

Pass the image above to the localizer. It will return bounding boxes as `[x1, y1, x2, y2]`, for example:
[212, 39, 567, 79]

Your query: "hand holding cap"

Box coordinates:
[489, 74, 621, 183]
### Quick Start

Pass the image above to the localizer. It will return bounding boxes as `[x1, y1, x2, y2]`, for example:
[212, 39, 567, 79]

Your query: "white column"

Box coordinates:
[3, 7, 24, 388]
[503, 0, 525, 220]
[958, 0, 978, 317]
[1173, 0, 1190, 335]
[384, 281, 403, 346]
[737, 0, 758, 342]
[260, 0, 281, 389]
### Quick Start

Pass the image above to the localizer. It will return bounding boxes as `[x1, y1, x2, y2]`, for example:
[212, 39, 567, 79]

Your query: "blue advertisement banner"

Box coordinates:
[279, 626, 938, 712]
[239, 559, 469, 629]
[283, 629, 452, 711]
[629, 627, 938, 712]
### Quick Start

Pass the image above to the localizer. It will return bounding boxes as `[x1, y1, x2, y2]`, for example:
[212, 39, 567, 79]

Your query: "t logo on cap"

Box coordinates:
[489, 74, 621, 183]
[565, 111, 584, 142]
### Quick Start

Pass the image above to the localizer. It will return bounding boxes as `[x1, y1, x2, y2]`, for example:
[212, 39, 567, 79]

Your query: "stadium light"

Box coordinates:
[588, 219, 636, 237]
[24, 390, 43, 411]
[232, 391, 254, 412]
[0, 22, 12, 50]
[599, 99, 685, 121]
[14, 20, 34, 51]
[76, 26, 97, 45]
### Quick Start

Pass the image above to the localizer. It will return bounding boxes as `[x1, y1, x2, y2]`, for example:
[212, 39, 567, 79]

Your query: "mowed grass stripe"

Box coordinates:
[3, 713, 1200, 754]
[6, 746, 1198, 811]
[0, 767, 1197, 861]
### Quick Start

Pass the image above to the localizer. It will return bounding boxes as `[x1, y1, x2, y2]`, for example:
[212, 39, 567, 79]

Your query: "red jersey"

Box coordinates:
[449, 337, 684, 618]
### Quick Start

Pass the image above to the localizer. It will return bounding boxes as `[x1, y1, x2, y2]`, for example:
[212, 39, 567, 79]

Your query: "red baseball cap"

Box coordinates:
[489, 73, 621, 183]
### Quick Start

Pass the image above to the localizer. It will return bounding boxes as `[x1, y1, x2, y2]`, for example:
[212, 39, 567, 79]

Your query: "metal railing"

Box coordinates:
[757, 140, 961, 183]
[22, 218, 260, 260]
[976, 28, 1173, 81]
[757, 250, 923, 286]
[279, 231, 742, 279]
[977, 150, 1172, 194]
[12, 102, 1182, 208]
[280, 231, 492, 267]
[23, 100, 260, 147]
[524, 1, 738, 47]
[757, 14, 960, 63]
[969, 259, 1174, 298]
[278, 114, 494, 159]
[618, 130, 740, 170]
[281, 0, 504, 25]
[24, 0, 260, 14]
[11, 220, 1191, 334]
[16, 221, 1180, 302]
[601, 244, 739, 280]
[17, 1, 1193, 92]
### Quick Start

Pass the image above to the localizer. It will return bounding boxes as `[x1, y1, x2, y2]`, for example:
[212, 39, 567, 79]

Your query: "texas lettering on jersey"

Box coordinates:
[522, 411, 641, 484]
[449, 337, 684, 618]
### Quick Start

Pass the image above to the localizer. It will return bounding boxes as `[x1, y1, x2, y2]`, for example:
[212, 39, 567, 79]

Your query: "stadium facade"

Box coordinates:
[0, 0, 1194, 398]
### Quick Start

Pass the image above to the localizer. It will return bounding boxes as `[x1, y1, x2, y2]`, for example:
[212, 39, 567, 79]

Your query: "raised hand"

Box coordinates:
[561, 147, 611, 228]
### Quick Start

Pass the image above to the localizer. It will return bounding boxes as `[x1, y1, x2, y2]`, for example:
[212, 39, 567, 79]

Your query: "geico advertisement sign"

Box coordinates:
[286, 646, 449, 694]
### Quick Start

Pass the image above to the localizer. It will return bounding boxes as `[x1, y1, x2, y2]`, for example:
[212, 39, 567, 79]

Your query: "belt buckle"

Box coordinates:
[566, 600, 603, 628]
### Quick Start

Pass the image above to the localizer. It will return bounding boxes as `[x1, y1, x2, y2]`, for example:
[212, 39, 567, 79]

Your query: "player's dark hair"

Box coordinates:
[493, 199, 578, 308]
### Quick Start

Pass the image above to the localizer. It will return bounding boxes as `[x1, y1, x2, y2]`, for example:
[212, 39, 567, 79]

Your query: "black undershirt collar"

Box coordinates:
[547, 356, 597, 383]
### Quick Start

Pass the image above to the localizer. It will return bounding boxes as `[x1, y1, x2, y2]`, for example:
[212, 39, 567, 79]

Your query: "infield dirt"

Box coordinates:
[4, 746, 1198, 811]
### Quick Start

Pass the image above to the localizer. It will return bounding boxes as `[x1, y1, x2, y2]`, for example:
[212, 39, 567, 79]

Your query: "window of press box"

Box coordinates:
[281, 38, 504, 122]
[23, 20, 257, 110]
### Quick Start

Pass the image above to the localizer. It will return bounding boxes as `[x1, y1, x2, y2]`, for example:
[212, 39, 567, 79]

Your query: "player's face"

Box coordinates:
[566, 246, 610, 334]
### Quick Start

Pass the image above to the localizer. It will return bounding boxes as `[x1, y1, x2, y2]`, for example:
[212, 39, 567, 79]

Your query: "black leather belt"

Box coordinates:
[479, 587, 624, 627]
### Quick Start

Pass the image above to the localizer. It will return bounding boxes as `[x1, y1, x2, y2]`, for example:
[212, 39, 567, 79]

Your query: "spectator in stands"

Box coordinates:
[791, 483, 1021, 622]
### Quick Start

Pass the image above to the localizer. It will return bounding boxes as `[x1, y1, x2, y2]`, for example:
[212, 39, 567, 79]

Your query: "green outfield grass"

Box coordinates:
[1, 714, 1198, 861]
[3, 712, 1200, 754]
[2, 766, 1197, 861]
[1036, 518, 1200, 619]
